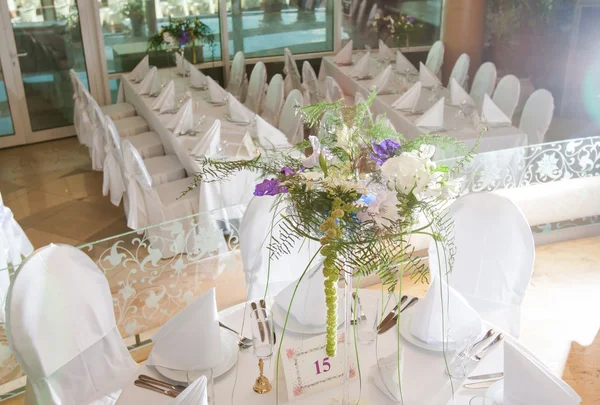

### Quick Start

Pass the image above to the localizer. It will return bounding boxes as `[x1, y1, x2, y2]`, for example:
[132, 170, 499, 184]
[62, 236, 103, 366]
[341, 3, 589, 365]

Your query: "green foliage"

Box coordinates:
[147, 17, 215, 51]
[121, 1, 145, 22]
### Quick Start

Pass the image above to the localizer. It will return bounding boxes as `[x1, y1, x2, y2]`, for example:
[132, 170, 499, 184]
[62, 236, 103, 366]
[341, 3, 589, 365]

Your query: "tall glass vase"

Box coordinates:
[341, 263, 353, 404]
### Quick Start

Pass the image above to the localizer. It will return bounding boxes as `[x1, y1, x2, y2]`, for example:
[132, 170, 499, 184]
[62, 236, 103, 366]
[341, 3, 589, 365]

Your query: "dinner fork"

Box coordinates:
[219, 322, 252, 348]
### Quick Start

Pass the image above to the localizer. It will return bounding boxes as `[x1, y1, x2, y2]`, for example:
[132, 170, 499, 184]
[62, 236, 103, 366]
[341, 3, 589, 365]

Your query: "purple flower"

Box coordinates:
[408, 16, 415, 23]
[180, 30, 190, 46]
[370, 139, 401, 166]
[281, 167, 296, 176]
[253, 178, 289, 196]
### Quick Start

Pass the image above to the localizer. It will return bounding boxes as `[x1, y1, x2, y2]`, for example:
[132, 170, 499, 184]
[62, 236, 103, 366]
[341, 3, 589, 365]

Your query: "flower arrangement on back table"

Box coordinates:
[188, 92, 478, 364]
[371, 11, 420, 48]
[147, 17, 215, 63]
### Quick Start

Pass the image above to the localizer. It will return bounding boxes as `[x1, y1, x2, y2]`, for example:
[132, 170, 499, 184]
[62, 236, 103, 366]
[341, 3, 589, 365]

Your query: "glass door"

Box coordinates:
[0, 0, 93, 148]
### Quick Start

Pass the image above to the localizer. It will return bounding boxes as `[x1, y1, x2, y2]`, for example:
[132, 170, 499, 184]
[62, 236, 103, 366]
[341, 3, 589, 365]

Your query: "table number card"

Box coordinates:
[281, 333, 357, 400]
[236, 131, 260, 158]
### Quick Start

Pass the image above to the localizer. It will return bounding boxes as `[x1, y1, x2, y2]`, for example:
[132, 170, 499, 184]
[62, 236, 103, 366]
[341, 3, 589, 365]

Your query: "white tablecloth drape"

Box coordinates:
[318, 56, 528, 160]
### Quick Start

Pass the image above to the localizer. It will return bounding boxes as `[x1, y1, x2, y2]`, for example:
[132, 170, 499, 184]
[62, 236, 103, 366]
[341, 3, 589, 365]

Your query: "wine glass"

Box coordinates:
[186, 367, 214, 404]
[445, 325, 480, 379]
[250, 308, 274, 394]
[428, 84, 441, 103]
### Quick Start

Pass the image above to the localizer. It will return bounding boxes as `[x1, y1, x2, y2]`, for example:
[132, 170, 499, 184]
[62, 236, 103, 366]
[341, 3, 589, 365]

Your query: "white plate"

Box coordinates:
[205, 98, 227, 106]
[225, 114, 251, 125]
[486, 379, 504, 404]
[399, 311, 461, 352]
[154, 330, 238, 382]
[272, 296, 345, 335]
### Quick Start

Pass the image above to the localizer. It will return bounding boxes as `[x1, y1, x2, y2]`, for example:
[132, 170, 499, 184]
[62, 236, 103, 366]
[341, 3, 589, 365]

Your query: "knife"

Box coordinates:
[377, 296, 406, 331]
[468, 372, 504, 380]
[378, 297, 418, 334]
[259, 299, 275, 344]
[251, 301, 265, 342]
[134, 380, 179, 398]
[463, 379, 502, 389]
[139, 374, 186, 392]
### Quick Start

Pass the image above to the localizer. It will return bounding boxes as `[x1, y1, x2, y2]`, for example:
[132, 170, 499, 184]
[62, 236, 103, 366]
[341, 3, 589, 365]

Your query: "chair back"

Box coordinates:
[470, 62, 497, 111]
[449, 53, 470, 88]
[227, 51, 247, 100]
[283, 48, 302, 96]
[519, 89, 554, 145]
[278, 89, 304, 145]
[121, 140, 153, 229]
[324, 76, 344, 103]
[264, 74, 284, 126]
[492, 74, 521, 121]
[245, 62, 267, 114]
[425, 40, 445, 77]
[301, 61, 319, 105]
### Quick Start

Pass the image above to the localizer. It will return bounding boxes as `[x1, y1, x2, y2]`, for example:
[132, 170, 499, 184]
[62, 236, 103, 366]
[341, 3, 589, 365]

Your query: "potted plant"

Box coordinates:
[122, 1, 145, 37]
[148, 17, 215, 64]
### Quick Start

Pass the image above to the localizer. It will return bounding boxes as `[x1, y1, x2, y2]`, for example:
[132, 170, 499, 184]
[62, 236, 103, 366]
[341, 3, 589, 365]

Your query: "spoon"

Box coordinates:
[473, 333, 504, 361]
[470, 329, 495, 351]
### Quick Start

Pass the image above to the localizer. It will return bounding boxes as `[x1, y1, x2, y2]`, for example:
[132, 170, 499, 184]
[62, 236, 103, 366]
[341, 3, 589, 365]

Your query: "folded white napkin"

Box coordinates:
[371, 351, 404, 402]
[392, 81, 422, 112]
[396, 50, 417, 74]
[350, 52, 371, 79]
[415, 97, 445, 129]
[335, 40, 353, 65]
[256, 115, 290, 148]
[130, 55, 149, 82]
[152, 80, 176, 113]
[171, 376, 208, 405]
[207, 76, 227, 103]
[190, 64, 207, 88]
[481, 93, 512, 125]
[147, 288, 222, 370]
[237, 131, 259, 158]
[192, 119, 221, 157]
[275, 259, 328, 326]
[138, 67, 158, 95]
[419, 62, 442, 88]
[372, 65, 392, 94]
[167, 99, 194, 135]
[449, 77, 474, 106]
[227, 92, 254, 123]
[378, 39, 394, 61]
[504, 338, 581, 405]
[409, 273, 482, 343]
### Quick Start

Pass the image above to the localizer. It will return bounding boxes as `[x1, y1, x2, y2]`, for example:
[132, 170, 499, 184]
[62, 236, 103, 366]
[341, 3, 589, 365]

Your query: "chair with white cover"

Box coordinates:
[77, 88, 93, 147]
[492, 75, 521, 122]
[429, 192, 535, 337]
[6, 243, 138, 405]
[69, 70, 83, 142]
[87, 99, 107, 171]
[425, 40, 444, 78]
[519, 89, 554, 145]
[227, 51, 248, 102]
[283, 48, 303, 96]
[103, 116, 128, 208]
[263, 74, 284, 127]
[448, 53, 470, 88]
[278, 89, 305, 145]
[324, 76, 346, 103]
[470, 62, 497, 111]
[302, 61, 320, 105]
[126, 130, 165, 160]
[244, 62, 267, 114]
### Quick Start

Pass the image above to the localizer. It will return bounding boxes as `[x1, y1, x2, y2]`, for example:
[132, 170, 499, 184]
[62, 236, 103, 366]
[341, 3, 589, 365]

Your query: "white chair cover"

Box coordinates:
[470, 62, 498, 111]
[121, 141, 152, 229]
[492, 75, 521, 122]
[88, 100, 106, 172]
[69, 70, 82, 141]
[245, 62, 267, 114]
[227, 51, 248, 101]
[263, 74, 284, 126]
[429, 192, 535, 337]
[283, 48, 302, 97]
[425, 40, 444, 78]
[6, 243, 137, 405]
[448, 53, 470, 88]
[302, 61, 320, 105]
[278, 89, 304, 145]
[0, 193, 33, 271]
[78, 89, 93, 147]
[519, 89, 554, 145]
[102, 117, 127, 207]
[325, 76, 345, 103]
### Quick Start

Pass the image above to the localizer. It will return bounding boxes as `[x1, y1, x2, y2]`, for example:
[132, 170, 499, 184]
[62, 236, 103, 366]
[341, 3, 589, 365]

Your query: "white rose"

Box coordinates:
[380, 153, 431, 197]
[163, 32, 176, 46]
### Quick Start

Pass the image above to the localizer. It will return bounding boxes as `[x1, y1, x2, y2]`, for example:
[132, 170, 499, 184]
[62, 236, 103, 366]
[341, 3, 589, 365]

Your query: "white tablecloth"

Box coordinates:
[116, 290, 506, 405]
[318, 56, 528, 159]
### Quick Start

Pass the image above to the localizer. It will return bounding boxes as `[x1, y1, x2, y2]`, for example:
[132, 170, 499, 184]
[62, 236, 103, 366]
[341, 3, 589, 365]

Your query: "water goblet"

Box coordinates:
[186, 367, 215, 404]
[250, 308, 274, 394]
[215, 140, 229, 159]
[428, 84, 441, 104]
[356, 294, 379, 344]
[445, 325, 480, 379]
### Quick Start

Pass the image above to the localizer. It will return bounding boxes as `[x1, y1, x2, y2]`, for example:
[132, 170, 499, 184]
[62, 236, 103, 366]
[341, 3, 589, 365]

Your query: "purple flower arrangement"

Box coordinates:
[370, 139, 401, 166]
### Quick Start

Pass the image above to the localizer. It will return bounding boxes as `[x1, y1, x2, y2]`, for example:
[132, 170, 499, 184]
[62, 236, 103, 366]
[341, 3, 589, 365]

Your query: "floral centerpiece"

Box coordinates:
[121, 1, 145, 37]
[371, 11, 419, 48]
[147, 17, 215, 64]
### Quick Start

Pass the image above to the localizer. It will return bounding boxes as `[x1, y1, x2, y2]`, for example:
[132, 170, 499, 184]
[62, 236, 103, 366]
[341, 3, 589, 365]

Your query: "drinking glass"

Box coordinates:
[215, 140, 229, 159]
[187, 367, 214, 404]
[250, 308, 274, 393]
[356, 295, 379, 344]
[469, 397, 497, 405]
[428, 84, 442, 103]
[445, 326, 480, 379]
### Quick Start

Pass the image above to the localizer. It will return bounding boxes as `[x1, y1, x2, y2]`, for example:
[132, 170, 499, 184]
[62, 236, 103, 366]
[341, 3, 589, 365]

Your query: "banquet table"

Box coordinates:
[116, 289, 507, 405]
[318, 55, 528, 159]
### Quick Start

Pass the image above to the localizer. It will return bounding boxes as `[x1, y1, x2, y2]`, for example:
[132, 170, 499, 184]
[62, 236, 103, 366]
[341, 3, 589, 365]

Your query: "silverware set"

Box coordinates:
[377, 295, 419, 334]
[463, 372, 504, 389]
[134, 374, 186, 398]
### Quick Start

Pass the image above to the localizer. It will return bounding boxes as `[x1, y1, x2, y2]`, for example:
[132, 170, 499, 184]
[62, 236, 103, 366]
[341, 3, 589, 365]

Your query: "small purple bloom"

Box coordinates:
[180, 30, 190, 46]
[370, 139, 401, 166]
[281, 167, 296, 176]
[253, 178, 289, 196]
[408, 16, 415, 23]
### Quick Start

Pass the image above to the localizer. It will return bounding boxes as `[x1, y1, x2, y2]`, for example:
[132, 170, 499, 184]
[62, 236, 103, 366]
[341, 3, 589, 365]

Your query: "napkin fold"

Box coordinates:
[227, 92, 254, 123]
[138, 66, 158, 95]
[152, 80, 176, 113]
[392, 81, 422, 112]
[504, 338, 581, 405]
[449, 77, 474, 106]
[419, 62, 442, 88]
[409, 272, 482, 343]
[349, 52, 371, 79]
[147, 288, 222, 371]
[237, 131, 259, 158]
[371, 351, 404, 402]
[396, 50, 417, 74]
[192, 119, 221, 157]
[481, 93, 512, 125]
[171, 376, 208, 405]
[190, 64, 207, 89]
[378, 39, 394, 61]
[175, 52, 188, 76]
[275, 259, 328, 326]
[130, 55, 149, 82]
[256, 115, 291, 148]
[372, 65, 392, 94]
[335, 40, 353, 65]
[207, 76, 228, 103]
[167, 99, 194, 135]
[415, 97, 445, 129]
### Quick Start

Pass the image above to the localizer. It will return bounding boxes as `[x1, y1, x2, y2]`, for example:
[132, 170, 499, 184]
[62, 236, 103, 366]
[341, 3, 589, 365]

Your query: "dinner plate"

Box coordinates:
[486, 379, 504, 404]
[225, 114, 251, 125]
[272, 295, 345, 335]
[399, 311, 461, 352]
[205, 98, 227, 106]
[154, 330, 238, 382]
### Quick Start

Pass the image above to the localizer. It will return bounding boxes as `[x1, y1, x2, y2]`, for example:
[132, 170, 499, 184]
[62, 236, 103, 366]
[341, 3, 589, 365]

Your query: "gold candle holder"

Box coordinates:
[253, 358, 272, 394]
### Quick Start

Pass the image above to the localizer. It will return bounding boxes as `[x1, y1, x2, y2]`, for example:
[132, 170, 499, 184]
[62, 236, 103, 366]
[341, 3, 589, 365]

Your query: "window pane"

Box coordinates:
[101, 0, 222, 74]
[342, 0, 441, 50]
[0, 65, 15, 137]
[227, 0, 334, 58]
